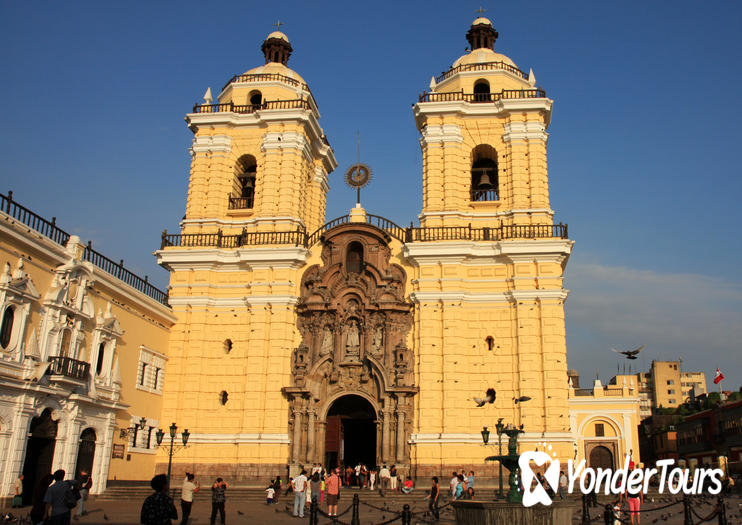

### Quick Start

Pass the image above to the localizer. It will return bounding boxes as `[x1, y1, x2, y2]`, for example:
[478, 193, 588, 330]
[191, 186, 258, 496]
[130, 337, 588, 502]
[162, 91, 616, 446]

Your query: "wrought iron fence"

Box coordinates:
[435, 60, 529, 83]
[418, 88, 547, 103]
[221, 72, 311, 93]
[192, 99, 312, 114]
[48, 356, 90, 380]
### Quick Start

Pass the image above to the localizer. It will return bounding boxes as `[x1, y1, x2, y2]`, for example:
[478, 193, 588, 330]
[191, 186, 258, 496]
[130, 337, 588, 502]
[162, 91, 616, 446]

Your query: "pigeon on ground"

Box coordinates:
[611, 345, 645, 360]
[237, 510, 244, 515]
[103, 514, 109, 521]
[473, 388, 497, 407]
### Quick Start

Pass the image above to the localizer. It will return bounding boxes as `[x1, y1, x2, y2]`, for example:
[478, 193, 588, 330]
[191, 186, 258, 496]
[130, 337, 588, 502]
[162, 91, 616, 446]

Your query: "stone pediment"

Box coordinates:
[0, 259, 41, 301]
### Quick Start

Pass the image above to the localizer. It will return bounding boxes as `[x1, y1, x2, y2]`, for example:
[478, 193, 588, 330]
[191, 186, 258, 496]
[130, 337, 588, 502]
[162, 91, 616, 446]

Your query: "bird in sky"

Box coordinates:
[611, 344, 645, 360]
[473, 388, 497, 407]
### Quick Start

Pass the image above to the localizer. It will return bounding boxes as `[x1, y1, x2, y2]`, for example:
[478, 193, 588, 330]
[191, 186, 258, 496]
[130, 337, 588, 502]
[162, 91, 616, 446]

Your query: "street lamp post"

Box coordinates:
[155, 422, 190, 496]
[495, 418, 505, 499]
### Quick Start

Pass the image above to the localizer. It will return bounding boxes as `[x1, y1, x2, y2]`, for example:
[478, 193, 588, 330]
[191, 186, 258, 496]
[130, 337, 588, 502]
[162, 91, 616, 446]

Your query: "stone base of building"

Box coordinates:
[452, 501, 573, 525]
[155, 462, 287, 485]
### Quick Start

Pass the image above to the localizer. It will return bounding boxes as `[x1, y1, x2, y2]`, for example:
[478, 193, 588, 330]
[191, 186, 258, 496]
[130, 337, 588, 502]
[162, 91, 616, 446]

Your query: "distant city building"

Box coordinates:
[631, 361, 707, 419]
[677, 398, 742, 474]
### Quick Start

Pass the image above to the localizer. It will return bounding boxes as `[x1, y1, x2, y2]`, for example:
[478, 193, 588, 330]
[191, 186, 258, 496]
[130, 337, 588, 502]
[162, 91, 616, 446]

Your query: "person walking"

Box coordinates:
[449, 472, 458, 499]
[466, 471, 475, 499]
[180, 473, 199, 525]
[43, 470, 75, 525]
[75, 470, 92, 518]
[426, 477, 440, 521]
[558, 471, 567, 500]
[625, 481, 644, 525]
[291, 469, 308, 518]
[325, 468, 341, 517]
[378, 465, 390, 494]
[140, 474, 178, 525]
[369, 468, 376, 491]
[389, 465, 398, 492]
[310, 472, 321, 507]
[210, 477, 228, 525]
[12, 474, 24, 508]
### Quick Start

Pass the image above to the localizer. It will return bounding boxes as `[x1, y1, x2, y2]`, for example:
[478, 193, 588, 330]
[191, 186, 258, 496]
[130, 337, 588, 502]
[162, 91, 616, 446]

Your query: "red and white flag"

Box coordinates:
[714, 368, 725, 384]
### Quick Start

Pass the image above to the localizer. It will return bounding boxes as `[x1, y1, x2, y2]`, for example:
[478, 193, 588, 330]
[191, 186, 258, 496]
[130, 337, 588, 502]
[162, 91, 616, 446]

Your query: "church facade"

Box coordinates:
[155, 17, 607, 481]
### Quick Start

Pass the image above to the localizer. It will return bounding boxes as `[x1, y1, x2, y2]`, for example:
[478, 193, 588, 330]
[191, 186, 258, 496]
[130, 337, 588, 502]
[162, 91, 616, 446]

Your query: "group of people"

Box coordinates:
[140, 473, 229, 525]
[11, 469, 92, 525]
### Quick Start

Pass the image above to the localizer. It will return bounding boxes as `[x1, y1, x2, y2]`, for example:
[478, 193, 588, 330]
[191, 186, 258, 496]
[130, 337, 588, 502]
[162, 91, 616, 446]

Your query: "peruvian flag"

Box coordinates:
[714, 368, 725, 384]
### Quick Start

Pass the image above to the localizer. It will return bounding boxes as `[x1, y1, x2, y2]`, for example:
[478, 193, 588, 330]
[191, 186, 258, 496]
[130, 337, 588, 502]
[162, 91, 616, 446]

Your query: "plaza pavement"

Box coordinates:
[3, 489, 739, 524]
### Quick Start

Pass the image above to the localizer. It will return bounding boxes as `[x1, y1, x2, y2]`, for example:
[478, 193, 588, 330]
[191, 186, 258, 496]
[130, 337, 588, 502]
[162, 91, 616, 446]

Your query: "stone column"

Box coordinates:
[382, 409, 391, 462]
[292, 408, 303, 463]
[316, 421, 326, 467]
[396, 410, 406, 463]
[306, 409, 316, 463]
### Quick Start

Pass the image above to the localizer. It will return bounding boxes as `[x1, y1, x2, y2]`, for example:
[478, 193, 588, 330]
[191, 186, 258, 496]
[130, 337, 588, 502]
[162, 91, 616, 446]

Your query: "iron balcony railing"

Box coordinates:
[161, 217, 568, 249]
[48, 356, 90, 381]
[0, 191, 168, 306]
[471, 188, 499, 202]
[221, 72, 311, 93]
[435, 60, 529, 83]
[192, 99, 312, 114]
[418, 88, 547, 103]
[228, 196, 254, 210]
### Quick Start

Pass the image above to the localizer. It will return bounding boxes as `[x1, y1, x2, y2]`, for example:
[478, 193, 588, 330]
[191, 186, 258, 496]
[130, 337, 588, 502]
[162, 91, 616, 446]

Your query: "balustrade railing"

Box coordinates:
[1, 191, 168, 305]
[228, 196, 254, 210]
[435, 61, 529, 83]
[471, 188, 499, 202]
[48, 356, 90, 380]
[418, 88, 547, 103]
[161, 220, 568, 249]
[192, 99, 312, 114]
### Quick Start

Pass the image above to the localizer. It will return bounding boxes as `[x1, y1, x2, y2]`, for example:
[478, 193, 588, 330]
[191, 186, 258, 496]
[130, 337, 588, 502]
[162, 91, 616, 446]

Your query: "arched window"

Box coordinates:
[59, 329, 72, 357]
[346, 242, 363, 274]
[473, 79, 490, 102]
[230, 154, 257, 209]
[249, 90, 262, 107]
[96, 342, 105, 375]
[470, 145, 499, 201]
[0, 306, 14, 349]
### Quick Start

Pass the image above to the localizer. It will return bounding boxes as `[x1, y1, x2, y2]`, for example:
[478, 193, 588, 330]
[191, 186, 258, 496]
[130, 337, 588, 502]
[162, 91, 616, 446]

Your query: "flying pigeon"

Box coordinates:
[513, 396, 531, 404]
[473, 388, 496, 407]
[611, 344, 645, 360]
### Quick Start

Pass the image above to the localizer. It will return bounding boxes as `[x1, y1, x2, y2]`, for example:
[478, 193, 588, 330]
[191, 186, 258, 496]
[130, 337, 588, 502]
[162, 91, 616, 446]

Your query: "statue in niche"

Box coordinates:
[345, 320, 361, 360]
[320, 326, 334, 355]
[372, 325, 384, 355]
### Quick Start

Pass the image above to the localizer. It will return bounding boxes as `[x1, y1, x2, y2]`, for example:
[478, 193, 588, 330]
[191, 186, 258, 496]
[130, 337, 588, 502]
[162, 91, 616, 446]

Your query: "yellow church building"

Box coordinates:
[0, 16, 640, 494]
[155, 17, 639, 481]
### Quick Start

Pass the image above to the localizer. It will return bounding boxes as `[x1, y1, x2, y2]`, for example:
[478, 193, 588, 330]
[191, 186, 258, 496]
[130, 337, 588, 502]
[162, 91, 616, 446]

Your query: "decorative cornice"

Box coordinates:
[414, 97, 553, 126]
[409, 289, 568, 304]
[190, 134, 232, 156]
[410, 431, 574, 445]
[502, 121, 549, 143]
[403, 239, 574, 265]
[156, 246, 309, 272]
[186, 433, 290, 444]
[419, 124, 463, 146]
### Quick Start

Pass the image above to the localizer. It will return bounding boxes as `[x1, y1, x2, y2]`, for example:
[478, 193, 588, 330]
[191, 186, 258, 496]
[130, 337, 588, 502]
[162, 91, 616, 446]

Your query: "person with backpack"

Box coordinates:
[76, 470, 92, 517]
[43, 469, 78, 525]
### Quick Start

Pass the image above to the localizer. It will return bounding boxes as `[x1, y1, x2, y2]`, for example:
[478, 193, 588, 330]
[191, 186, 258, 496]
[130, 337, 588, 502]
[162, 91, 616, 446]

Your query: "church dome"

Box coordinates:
[266, 30, 289, 43]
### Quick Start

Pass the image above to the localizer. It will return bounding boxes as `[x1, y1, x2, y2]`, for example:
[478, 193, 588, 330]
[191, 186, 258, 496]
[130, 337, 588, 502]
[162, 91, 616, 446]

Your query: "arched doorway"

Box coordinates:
[325, 395, 376, 470]
[21, 408, 58, 505]
[74, 428, 96, 482]
[589, 445, 614, 470]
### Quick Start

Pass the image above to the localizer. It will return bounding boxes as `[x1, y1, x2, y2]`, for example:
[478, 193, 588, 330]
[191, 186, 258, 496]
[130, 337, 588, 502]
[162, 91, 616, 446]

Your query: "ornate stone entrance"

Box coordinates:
[283, 223, 417, 471]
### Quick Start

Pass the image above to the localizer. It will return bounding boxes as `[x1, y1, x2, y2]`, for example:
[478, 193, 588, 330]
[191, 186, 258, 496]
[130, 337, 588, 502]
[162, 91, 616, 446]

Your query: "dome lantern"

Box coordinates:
[261, 21, 293, 65]
[465, 16, 498, 50]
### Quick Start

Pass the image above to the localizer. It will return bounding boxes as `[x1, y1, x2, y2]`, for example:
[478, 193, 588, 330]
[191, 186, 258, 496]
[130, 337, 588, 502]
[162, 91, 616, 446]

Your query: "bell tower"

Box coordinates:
[182, 29, 336, 237]
[414, 16, 551, 229]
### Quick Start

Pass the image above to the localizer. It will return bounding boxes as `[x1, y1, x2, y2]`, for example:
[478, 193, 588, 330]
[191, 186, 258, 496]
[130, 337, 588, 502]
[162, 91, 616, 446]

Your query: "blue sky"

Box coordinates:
[1, 1, 740, 389]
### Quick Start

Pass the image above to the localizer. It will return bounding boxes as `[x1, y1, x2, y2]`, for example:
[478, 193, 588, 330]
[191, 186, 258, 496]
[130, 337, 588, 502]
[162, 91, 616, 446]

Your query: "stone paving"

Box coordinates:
[2, 491, 739, 524]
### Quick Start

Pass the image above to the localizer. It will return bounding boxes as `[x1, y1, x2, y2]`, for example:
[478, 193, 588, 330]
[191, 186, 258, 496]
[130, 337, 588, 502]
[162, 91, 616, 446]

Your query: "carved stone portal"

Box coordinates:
[283, 223, 417, 469]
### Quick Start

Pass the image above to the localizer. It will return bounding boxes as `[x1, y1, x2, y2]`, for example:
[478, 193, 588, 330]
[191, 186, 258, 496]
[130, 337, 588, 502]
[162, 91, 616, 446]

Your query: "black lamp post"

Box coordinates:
[481, 426, 490, 445]
[155, 422, 190, 495]
[495, 418, 505, 499]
